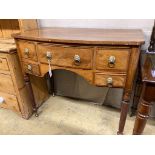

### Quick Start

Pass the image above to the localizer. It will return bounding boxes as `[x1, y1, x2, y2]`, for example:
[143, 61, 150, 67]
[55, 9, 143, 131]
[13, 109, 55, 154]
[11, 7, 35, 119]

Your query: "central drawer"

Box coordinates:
[37, 44, 93, 69]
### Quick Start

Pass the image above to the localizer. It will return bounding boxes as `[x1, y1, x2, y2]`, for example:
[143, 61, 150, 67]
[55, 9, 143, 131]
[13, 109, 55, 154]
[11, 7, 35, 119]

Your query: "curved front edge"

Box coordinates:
[39, 63, 94, 85]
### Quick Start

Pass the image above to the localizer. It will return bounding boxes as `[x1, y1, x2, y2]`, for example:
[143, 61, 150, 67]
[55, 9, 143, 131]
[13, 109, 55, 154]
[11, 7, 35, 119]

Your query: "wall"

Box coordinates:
[38, 19, 154, 50]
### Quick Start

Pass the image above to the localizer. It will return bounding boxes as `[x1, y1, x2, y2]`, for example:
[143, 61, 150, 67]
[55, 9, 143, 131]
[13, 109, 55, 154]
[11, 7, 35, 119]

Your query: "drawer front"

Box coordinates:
[17, 40, 37, 61]
[0, 92, 20, 113]
[23, 62, 40, 76]
[96, 49, 130, 71]
[0, 57, 9, 71]
[94, 73, 126, 88]
[37, 44, 93, 69]
[0, 74, 15, 94]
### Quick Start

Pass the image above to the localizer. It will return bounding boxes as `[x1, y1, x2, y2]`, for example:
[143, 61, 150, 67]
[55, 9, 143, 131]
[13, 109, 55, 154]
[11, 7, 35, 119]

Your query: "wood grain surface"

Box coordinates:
[13, 27, 145, 45]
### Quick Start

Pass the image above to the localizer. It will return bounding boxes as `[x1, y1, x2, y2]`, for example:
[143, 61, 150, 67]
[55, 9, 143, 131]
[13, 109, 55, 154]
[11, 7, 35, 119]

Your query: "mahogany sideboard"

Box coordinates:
[13, 27, 144, 134]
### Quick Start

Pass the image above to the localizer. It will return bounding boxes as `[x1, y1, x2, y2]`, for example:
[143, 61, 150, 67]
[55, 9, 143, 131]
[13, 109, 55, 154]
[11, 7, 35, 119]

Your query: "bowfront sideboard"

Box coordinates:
[13, 27, 144, 134]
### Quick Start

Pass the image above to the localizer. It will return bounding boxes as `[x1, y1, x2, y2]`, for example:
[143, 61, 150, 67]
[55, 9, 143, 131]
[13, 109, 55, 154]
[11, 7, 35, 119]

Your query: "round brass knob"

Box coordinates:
[24, 48, 29, 55]
[108, 56, 116, 68]
[107, 77, 113, 87]
[74, 54, 81, 65]
[46, 51, 52, 60]
[0, 97, 4, 104]
[27, 64, 32, 71]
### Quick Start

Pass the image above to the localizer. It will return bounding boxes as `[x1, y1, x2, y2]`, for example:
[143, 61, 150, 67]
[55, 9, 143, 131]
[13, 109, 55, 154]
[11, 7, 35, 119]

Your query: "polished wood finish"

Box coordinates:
[37, 43, 93, 69]
[96, 48, 130, 72]
[0, 19, 38, 38]
[12, 27, 144, 45]
[94, 73, 126, 87]
[23, 62, 40, 76]
[17, 40, 37, 61]
[13, 27, 144, 134]
[0, 56, 9, 71]
[133, 55, 155, 134]
[0, 20, 48, 119]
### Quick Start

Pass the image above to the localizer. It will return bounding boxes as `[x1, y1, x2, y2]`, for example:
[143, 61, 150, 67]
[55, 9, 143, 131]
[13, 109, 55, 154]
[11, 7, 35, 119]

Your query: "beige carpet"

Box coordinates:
[0, 96, 155, 135]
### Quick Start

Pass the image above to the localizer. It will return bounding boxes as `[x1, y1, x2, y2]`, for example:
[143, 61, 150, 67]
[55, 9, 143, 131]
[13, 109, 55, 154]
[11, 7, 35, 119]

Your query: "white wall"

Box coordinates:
[38, 19, 154, 50]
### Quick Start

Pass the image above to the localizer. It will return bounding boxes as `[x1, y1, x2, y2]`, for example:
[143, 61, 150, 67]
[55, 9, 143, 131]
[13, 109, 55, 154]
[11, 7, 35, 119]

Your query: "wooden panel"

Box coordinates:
[94, 73, 126, 88]
[10, 20, 20, 34]
[30, 75, 49, 107]
[17, 40, 37, 61]
[23, 62, 40, 76]
[0, 74, 16, 94]
[37, 43, 93, 69]
[12, 27, 145, 45]
[40, 63, 93, 84]
[0, 25, 2, 37]
[0, 92, 20, 114]
[0, 56, 9, 71]
[18, 19, 38, 32]
[96, 49, 130, 72]
[0, 20, 13, 38]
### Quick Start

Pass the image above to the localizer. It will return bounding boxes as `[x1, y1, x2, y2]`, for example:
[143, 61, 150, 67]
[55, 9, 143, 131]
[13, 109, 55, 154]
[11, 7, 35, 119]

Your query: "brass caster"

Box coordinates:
[35, 113, 39, 117]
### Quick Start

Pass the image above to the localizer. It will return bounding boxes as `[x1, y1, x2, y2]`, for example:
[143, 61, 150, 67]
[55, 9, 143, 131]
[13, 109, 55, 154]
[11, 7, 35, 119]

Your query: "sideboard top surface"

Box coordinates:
[13, 27, 145, 46]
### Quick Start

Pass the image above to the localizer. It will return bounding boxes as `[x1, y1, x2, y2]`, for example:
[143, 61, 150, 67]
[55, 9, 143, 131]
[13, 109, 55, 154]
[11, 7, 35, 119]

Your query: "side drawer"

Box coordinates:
[94, 73, 126, 88]
[23, 62, 40, 76]
[96, 49, 130, 72]
[0, 92, 20, 114]
[17, 40, 37, 61]
[0, 74, 16, 95]
[37, 43, 93, 69]
[0, 56, 9, 71]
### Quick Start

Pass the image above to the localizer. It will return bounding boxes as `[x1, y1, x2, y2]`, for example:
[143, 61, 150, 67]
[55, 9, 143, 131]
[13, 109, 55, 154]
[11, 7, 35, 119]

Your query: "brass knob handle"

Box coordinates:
[107, 77, 113, 87]
[74, 54, 81, 65]
[108, 56, 116, 68]
[0, 59, 2, 63]
[27, 64, 32, 71]
[46, 51, 52, 60]
[0, 97, 4, 104]
[24, 48, 29, 55]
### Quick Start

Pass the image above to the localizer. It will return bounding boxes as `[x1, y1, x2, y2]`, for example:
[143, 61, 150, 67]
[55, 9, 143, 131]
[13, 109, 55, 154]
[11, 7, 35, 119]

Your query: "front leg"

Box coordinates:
[24, 73, 38, 117]
[117, 90, 131, 135]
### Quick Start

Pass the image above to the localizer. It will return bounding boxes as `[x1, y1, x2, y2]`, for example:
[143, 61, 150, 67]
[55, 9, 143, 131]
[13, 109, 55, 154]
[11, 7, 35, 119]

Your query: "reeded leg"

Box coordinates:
[24, 73, 38, 117]
[117, 90, 131, 135]
[133, 83, 153, 135]
[133, 99, 152, 135]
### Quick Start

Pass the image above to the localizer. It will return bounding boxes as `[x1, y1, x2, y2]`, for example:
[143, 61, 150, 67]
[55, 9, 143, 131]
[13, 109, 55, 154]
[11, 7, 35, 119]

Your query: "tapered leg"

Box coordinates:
[133, 99, 151, 135]
[133, 83, 152, 135]
[117, 90, 131, 135]
[24, 73, 38, 117]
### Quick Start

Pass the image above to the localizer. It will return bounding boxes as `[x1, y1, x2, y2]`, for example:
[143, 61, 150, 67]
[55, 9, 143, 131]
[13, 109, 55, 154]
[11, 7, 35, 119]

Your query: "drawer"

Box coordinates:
[96, 49, 130, 71]
[23, 62, 40, 76]
[37, 44, 93, 69]
[0, 56, 9, 71]
[0, 92, 20, 113]
[17, 40, 37, 61]
[0, 74, 15, 94]
[94, 73, 126, 88]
